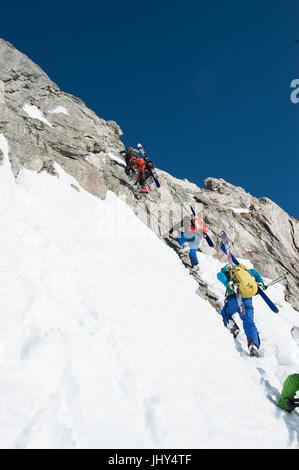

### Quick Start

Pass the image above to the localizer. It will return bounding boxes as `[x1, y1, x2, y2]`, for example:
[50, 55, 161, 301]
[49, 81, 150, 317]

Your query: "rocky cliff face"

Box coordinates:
[0, 38, 123, 199]
[0, 38, 298, 311]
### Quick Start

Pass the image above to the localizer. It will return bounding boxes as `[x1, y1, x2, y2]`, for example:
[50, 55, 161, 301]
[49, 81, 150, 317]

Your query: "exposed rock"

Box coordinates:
[0, 38, 124, 198]
[0, 37, 298, 312]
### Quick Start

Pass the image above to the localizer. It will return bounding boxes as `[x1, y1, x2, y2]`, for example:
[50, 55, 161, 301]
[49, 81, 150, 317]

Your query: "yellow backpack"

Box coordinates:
[229, 264, 258, 298]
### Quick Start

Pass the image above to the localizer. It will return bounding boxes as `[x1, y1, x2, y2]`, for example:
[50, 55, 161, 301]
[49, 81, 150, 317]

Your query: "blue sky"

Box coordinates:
[2, 0, 298, 216]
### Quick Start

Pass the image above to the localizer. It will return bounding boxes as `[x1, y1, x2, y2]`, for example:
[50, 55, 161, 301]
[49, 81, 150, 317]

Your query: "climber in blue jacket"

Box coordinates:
[217, 264, 266, 357]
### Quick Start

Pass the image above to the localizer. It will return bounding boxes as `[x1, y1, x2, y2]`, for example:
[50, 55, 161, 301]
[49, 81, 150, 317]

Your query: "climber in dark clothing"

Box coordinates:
[120, 147, 139, 176]
[120, 146, 155, 193]
[134, 156, 155, 193]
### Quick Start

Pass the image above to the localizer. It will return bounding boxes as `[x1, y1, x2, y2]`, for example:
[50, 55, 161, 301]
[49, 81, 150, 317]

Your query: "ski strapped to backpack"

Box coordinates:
[137, 143, 160, 188]
[183, 203, 214, 248]
[220, 231, 245, 316]
[220, 238, 279, 313]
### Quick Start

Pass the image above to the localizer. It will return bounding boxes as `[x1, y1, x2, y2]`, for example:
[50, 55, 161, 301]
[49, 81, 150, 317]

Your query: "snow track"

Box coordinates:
[0, 134, 298, 449]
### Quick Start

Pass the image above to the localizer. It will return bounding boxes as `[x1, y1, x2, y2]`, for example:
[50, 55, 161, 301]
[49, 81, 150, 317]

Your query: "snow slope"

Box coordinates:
[0, 135, 298, 449]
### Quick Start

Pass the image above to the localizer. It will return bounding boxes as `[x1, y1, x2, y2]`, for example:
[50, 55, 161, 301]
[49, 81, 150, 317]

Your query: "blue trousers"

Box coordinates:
[177, 232, 202, 266]
[221, 296, 260, 348]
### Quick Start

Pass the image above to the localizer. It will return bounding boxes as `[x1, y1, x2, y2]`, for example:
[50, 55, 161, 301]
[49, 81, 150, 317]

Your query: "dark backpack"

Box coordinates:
[126, 147, 138, 158]
[144, 157, 154, 171]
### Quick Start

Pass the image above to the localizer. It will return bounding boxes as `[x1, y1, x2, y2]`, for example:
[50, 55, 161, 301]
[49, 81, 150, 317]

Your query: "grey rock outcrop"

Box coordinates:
[0, 38, 123, 199]
[0, 38, 298, 312]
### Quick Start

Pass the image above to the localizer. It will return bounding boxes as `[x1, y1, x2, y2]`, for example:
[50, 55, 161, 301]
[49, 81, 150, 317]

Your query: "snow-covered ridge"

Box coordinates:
[0, 134, 298, 449]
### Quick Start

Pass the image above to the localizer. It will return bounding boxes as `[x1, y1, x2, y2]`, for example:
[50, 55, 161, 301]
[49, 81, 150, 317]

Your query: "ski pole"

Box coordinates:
[265, 273, 287, 288]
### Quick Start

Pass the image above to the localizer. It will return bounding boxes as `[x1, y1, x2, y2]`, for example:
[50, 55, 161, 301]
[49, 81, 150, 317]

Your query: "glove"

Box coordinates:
[258, 282, 267, 291]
